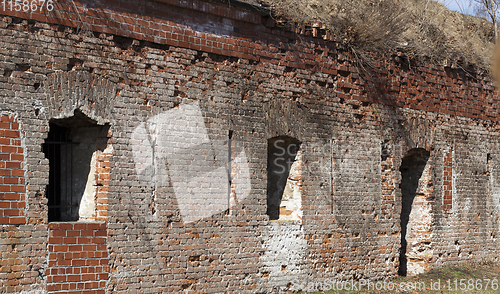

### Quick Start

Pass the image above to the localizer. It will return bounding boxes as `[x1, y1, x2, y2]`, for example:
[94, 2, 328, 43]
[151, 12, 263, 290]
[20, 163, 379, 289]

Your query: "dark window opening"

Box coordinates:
[267, 136, 302, 221]
[398, 148, 430, 276]
[43, 111, 109, 222]
[43, 124, 73, 221]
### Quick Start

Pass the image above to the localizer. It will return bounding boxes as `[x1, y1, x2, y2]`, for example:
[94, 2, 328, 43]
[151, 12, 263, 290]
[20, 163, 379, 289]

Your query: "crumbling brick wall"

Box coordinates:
[0, 0, 500, 293]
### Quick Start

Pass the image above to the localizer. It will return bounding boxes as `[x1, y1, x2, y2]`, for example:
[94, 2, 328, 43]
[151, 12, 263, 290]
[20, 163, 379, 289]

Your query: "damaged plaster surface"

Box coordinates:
[405, 160, 434, 276]
[260, 221, 306, 288]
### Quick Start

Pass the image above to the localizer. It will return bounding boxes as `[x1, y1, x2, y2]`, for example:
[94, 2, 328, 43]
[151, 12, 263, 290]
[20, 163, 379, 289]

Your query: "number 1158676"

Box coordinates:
[2, 0, 54, 13]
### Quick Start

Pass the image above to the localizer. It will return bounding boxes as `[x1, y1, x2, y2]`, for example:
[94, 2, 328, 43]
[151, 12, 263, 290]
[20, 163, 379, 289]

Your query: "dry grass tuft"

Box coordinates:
[256, 0, 495, 69]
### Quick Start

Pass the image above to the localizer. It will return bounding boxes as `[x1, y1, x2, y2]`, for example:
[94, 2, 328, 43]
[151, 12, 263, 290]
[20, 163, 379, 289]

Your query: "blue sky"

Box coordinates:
[438, 0, 475, 15]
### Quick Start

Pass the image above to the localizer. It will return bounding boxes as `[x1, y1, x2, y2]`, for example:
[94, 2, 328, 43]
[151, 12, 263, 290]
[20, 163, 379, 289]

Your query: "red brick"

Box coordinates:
[48, 237, 64, 244]
[49, 223, 74, 230]
[50, 230, 66, 237]
[68, 245, 83, 251]
[10, 201, 25, 209]
[80, 230, 94, 236]
[8, 216, 24, 224]
[67, 274, 81, 282]
[5, 162, 21, 169]
[1, 146, 17, 153]
[0, 130, 19, 138]
[10, 154, 24, 161]
[67, 230, 81, 237]
[10, 185, 25, 192]
[3, 209, 22, 216]
[0, 117, 14, 123]
[0, 186, 11, 192]
[3, 178, 18, 184]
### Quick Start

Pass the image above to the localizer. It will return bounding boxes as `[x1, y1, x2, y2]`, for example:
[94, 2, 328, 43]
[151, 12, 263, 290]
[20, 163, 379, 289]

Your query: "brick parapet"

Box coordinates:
[0, 0, 498, 121]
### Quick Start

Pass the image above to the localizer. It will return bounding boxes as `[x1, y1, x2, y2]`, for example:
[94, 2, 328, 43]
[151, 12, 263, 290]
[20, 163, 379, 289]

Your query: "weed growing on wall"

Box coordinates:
[253, 0, 495, 69]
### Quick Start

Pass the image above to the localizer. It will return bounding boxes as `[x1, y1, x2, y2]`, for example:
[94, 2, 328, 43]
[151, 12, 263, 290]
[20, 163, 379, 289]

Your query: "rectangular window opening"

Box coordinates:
[43, 113, 109, 222]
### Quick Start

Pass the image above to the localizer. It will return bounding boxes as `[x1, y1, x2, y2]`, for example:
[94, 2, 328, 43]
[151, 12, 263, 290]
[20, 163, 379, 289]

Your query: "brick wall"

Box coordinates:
[0, 115, 45, 294]
[47, 223, 109, 294]
[443, 147, 453, 210]
[0, 0, 499, 292]
[95, 148, 111, 222]
[0, 115, 24, 225]
[0, 0, 498, 121]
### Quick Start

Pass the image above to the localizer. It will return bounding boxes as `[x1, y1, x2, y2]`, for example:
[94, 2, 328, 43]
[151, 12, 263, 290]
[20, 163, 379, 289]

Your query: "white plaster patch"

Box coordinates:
[406, 162, 433, 276]
[260, 221, 306, 289]
[233, 149, 251, 203]
[131, 122, 153, 175]
[78, 151, 97, 220]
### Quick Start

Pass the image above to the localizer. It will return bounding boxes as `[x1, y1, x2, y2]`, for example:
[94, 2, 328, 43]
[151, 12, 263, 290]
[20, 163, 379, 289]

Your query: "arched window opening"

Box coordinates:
[399, 148, 431, 276]
[267, 136, 302, 221]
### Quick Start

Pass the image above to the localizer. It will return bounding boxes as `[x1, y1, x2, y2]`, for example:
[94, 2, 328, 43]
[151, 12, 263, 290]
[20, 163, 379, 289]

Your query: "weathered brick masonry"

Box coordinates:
[1, 0, 500, 292]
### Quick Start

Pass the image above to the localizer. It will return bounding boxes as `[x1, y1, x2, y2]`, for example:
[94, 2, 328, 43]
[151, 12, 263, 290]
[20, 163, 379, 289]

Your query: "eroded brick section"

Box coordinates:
[0, 115, 25, 225]
[443, 148, 453, 210]
[381, 140, 395, 204]
[1, 1, 499, 121]
[47, 223, 110, 293]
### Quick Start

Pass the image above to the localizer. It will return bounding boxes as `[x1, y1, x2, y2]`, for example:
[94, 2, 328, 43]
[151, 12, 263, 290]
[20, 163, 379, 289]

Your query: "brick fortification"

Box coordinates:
[0, 0, 499, 293]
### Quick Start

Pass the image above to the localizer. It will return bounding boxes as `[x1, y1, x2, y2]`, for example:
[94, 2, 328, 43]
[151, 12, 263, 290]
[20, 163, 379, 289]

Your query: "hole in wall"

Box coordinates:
[317, 81, 327, 87]
[398, 148, 430, 276]
[67, 58, 83, 71]
[15, 63, 30, 71]
[43, 110, 110, 222]
[381, 140, 391, 161]
[354, 113, 364, 120]
[267, 136, 302, 221]
[338, 70, 350, 77]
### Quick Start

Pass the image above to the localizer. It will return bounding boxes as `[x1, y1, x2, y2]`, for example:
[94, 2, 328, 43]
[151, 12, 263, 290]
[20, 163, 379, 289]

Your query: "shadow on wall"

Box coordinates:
[399, 148, 430, 276]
